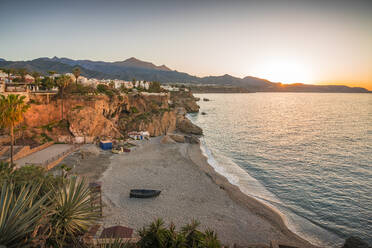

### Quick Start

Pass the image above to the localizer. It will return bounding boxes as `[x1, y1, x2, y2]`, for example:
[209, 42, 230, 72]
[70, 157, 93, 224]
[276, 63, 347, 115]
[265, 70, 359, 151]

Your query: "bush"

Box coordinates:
[130, 106, 139, 113]
[65, 83, 97, 96]
[40, 133, 53, 143]
[137, 219, 222, 248]
[148, 81, 161, 93]
[97, 84, 120, 99]
[0, 163, 61, 198]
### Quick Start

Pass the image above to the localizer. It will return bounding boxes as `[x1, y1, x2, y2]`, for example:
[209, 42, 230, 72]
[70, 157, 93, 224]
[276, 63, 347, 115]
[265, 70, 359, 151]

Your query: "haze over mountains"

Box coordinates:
[0, 57, 369, 93]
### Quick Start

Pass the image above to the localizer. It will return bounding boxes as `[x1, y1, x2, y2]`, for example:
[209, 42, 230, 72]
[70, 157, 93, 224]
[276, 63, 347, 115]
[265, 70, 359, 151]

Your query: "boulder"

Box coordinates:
[185, 135, 200, 144]
[169, 134, 185, 143]
[161, 135, 176, 144]
[177, 119, 203, 135]
[342, 237, 371, 248]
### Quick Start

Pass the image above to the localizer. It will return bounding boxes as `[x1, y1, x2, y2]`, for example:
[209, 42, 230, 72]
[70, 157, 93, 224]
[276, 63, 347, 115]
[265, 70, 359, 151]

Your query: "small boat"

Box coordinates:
[130, 189, 161, 198]
[111, 149, 122, 154]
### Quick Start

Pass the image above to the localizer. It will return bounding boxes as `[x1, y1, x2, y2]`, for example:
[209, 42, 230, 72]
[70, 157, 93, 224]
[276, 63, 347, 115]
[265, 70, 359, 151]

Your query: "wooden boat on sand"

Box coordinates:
[130, 189, 161, 198]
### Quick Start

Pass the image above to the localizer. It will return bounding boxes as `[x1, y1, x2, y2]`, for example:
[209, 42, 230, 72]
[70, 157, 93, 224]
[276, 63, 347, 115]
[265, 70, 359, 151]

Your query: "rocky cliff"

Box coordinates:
[170, 91, 200, 113]
[21, 91, 201, 144]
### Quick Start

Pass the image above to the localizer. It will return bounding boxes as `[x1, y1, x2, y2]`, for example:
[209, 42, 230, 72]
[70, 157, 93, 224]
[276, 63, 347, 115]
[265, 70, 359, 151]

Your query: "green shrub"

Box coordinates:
[72, 105, 84, 111]
[65, 83, 97, 96]
[97, 84, 119, 99]
[148, 81, 161, 93]
[130, 106, 139, 113]
[29, 98, 41, 105]
[41, 133, 53, 143]
[137, 219, 222, 248]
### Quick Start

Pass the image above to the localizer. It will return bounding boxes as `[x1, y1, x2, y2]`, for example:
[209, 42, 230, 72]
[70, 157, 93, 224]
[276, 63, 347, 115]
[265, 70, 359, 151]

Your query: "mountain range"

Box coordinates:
[0, 57, 369, 93]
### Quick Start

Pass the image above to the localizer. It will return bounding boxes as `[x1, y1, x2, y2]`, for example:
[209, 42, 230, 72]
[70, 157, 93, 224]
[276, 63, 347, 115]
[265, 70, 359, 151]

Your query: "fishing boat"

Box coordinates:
[130, 189, 161, 198]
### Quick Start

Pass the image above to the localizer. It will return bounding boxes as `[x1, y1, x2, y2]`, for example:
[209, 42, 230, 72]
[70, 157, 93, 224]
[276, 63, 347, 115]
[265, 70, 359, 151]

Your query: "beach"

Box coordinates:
[63, 137, 319, 247]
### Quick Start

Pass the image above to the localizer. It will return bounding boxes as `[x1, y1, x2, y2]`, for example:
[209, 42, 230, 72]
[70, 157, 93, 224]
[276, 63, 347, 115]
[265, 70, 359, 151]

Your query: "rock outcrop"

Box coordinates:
[176, 119, 203, 135]
[21, 90, 201, 143]
[342, 237, 371, 248]
[170, 91, 200, 113]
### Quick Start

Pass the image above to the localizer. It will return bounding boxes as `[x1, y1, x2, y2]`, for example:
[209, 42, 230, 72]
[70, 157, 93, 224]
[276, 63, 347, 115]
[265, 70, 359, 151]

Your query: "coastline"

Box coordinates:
[95, 137, 319, 247]
[187, 142, 319, 248]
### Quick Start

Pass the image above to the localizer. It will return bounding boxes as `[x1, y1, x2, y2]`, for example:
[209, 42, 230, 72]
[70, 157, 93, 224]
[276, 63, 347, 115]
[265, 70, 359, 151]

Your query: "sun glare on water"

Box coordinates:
[255, 59, 312, 84]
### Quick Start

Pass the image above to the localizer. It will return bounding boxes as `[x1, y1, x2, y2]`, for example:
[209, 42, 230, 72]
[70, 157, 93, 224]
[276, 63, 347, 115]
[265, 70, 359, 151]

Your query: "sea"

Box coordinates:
[187, 93, 371, 247]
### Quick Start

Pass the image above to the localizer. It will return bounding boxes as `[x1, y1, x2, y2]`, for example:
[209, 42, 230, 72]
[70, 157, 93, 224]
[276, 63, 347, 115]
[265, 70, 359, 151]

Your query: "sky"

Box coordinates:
[0, 0, 371, 90]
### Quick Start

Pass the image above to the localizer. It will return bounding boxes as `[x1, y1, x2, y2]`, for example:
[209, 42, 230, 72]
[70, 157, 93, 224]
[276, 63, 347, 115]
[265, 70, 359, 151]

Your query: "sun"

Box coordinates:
[254, 59, 312, 84]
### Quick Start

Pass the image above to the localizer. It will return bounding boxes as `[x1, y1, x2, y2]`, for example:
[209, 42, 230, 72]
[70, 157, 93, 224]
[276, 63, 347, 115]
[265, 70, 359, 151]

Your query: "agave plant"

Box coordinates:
[202, 229, 221, 248]
[166, 223, 186, 248]
[0, 182, 49, 247]
[138, 218, 171, 248]
[181, 220, 205, 248]
[48, 176, 100, 247]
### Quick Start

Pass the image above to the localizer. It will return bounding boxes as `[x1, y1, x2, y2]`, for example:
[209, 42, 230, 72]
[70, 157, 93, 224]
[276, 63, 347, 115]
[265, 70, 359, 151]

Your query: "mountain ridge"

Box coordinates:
[0, 57, 369, 93]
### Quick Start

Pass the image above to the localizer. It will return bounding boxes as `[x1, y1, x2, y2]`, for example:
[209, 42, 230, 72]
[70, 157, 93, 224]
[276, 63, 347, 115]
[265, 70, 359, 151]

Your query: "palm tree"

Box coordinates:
[17, 68, 27, 82]
[31, 71, 41, 91]
[48, 70, 56, 76]
[55, 75, 72, 120]
[72, 67, 80, 85]
[0, 94, 30, 165]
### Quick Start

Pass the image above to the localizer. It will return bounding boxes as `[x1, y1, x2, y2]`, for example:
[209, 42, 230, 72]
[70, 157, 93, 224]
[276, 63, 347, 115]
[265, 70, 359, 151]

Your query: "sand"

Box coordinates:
[95, 137, 319, 247]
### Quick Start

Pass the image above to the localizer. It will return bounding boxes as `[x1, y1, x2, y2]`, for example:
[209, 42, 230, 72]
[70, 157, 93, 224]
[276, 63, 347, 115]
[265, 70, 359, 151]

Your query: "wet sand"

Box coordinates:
[96, 137, 318, 247]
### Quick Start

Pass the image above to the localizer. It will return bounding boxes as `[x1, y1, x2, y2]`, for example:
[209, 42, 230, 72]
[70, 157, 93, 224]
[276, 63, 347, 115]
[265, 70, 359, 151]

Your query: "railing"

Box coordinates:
[24, 144, 81, 167]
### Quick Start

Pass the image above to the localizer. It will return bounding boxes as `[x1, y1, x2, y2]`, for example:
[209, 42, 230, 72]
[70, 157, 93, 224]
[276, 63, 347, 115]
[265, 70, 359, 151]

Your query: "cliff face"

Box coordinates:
[118, 93, 177, 136]
[170, 91, 200, 113]
[21, 91, 200, 143]
[23, 95, 126, 142]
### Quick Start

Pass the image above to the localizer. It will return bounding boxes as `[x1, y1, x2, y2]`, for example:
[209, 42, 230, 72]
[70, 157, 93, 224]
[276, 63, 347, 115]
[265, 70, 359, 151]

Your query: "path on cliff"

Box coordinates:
[16, 144, 74, 167]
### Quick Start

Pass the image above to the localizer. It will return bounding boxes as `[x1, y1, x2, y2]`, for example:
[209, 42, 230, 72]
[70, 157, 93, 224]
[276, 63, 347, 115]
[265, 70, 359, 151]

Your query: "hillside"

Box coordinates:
[0, 57, 369, 93]
[0, 58, 109, 79]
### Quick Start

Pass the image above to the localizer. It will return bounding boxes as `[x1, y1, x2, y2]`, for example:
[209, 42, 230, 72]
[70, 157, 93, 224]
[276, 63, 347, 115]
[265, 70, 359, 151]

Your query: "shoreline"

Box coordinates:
[187, 142, 319, 248]
[95, 137, 320, 247]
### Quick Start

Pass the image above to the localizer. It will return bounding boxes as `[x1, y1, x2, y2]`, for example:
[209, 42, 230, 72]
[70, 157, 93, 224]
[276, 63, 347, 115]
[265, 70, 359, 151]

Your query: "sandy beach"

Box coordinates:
[71, 137, 317, 248]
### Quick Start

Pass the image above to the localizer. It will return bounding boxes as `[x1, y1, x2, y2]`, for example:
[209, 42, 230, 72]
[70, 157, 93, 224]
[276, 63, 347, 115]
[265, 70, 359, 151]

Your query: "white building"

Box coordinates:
[161, 85, 179, 92]
[65, 73, 76, 81]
